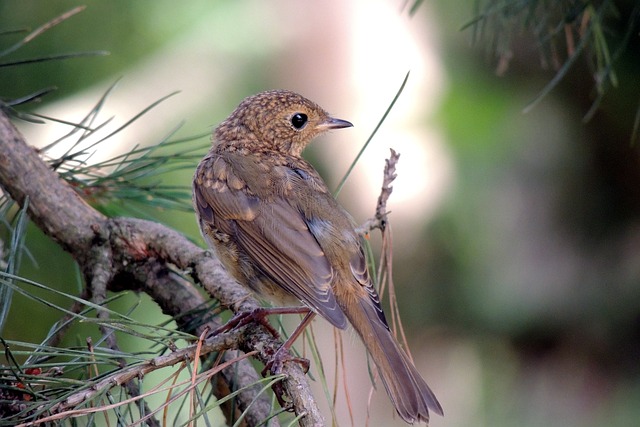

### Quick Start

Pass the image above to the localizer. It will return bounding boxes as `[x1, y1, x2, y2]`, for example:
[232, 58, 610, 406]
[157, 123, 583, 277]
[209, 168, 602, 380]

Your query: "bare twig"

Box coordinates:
[356, 148, 400, 236]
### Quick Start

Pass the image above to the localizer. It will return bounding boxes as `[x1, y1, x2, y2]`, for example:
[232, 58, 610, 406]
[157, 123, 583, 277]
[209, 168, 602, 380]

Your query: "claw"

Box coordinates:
[211, 307, 281, 338]
[210, 307, 315, 412]
[264, 347, 310, 413]
[262, 345, 310, 376]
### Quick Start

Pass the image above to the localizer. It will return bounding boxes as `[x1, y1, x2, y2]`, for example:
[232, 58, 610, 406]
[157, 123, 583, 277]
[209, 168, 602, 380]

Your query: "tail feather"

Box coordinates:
[346, 298, 443, 424]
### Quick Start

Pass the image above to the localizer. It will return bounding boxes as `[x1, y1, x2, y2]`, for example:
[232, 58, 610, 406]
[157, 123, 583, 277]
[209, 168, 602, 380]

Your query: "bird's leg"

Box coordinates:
[263, 310, 317, 411]
[211, 306, 311, 339]
[262, 310, 316, 376]
[211, 307, 317, 410]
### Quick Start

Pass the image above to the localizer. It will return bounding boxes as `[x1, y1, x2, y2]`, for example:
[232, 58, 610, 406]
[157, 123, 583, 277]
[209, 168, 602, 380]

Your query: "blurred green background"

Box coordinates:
[2, 0, 640, 426]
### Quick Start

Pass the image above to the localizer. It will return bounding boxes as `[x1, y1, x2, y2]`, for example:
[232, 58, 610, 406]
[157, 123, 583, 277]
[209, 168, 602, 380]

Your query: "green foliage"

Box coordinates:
[0, 5, 107, 111]
[34, 83, 209, 216]
[463, 0, 640, 117]
[0, 7, 210, 218]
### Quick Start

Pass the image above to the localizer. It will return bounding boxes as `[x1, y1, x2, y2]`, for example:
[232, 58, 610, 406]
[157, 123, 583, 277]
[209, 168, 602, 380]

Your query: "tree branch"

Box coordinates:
[0, 110, 323, 426]
[0, 111, 103, 260]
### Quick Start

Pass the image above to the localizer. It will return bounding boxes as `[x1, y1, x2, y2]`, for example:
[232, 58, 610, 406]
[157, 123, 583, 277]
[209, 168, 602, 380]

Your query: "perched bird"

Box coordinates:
[193, 90, 443, 424]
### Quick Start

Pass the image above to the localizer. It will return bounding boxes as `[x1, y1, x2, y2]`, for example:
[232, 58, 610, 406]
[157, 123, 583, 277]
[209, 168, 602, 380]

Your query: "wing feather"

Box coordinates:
[195, 153, 347, 328]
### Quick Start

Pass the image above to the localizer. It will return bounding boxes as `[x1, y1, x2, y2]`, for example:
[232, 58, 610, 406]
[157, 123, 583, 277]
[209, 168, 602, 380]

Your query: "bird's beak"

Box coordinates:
[318, 117, 353, 130]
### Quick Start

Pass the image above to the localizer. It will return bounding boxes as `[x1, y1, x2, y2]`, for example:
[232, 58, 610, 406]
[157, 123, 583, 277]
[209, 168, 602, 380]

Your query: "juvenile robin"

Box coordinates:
[193, 90, 443, 424]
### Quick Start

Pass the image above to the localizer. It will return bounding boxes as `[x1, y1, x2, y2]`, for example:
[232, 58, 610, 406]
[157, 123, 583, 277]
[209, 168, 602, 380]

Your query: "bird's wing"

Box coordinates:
[349, 248, 390, 328]
[194, 154, 348, 329]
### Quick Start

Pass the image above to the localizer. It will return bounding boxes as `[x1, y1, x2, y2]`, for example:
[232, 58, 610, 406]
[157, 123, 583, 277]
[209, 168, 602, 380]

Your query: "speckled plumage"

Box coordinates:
[193, 90, 442, 424]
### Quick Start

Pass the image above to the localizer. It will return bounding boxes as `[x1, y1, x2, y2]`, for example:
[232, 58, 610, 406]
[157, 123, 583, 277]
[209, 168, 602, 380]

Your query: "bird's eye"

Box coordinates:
[291, 113, 308, 129]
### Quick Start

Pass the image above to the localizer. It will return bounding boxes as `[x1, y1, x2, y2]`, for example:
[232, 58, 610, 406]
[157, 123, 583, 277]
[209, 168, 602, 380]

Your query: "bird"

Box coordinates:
[193, 90, 443, 424]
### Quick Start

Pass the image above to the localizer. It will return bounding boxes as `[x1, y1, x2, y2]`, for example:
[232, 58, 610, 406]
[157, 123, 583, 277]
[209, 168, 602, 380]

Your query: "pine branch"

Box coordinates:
[22, 334, 261, 425]
[461, 0, 636, 115]
[0, 110, 320, 426]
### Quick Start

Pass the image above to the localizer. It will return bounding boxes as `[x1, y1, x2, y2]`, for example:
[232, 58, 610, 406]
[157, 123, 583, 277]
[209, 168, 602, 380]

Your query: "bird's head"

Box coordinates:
[215, 90, 352, 156]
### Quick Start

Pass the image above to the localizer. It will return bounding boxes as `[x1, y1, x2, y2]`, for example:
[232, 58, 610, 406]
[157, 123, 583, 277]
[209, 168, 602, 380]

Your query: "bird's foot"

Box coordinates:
[211, 307, 281, 338]
[211, 307, 314, 412]
[263, 346, 311, 412]
[271, 381, 294, 411]
[262, 345, 310, 377]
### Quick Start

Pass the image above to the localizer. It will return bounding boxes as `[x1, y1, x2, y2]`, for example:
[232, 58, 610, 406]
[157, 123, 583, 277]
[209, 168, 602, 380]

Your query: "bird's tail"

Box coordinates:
[344, 296, 443, 424]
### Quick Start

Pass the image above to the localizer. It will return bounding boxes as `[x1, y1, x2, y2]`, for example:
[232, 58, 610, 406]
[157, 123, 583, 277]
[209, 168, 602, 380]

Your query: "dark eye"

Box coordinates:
[291, 113, 308, 129]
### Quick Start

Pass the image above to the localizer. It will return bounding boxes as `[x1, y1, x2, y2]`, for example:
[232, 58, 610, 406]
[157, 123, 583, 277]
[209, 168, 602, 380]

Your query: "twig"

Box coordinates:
[356, 149, 400, 236]
[20, 343, 261, 427]
[44, 330, 248, 416]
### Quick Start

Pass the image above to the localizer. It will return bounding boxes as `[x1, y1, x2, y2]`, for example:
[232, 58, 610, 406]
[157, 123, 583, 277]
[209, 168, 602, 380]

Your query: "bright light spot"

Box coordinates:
[328, 0, 454, 223]
[359, 128, 453, 222]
